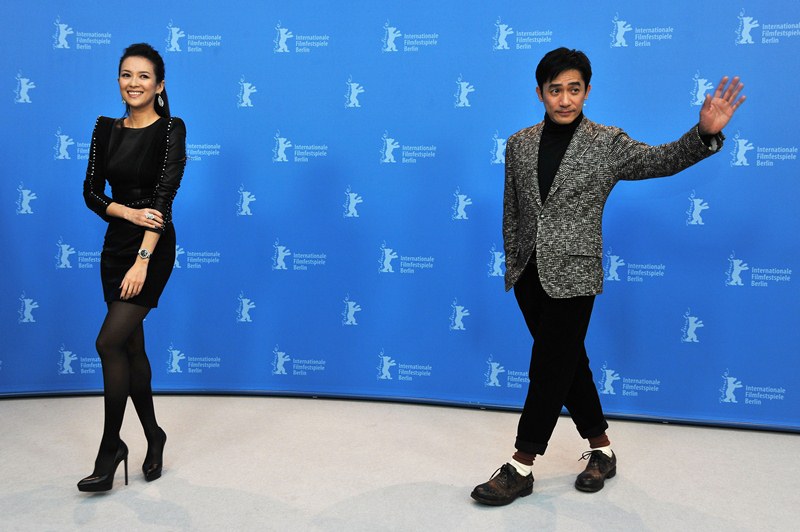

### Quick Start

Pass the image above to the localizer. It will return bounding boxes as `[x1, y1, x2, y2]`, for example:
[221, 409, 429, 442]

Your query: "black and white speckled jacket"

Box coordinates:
[503, 117, 722, 297]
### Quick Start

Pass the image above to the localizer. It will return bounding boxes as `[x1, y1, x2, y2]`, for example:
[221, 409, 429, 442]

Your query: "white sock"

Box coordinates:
[509, 458, 532, 476]
[592, 445, 613, 458]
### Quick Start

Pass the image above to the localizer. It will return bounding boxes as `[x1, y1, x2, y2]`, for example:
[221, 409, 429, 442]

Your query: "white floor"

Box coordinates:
[1, 395, 796, 531]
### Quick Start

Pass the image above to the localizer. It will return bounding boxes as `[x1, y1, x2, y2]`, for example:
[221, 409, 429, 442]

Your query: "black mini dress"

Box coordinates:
[83, 116, 186, 308]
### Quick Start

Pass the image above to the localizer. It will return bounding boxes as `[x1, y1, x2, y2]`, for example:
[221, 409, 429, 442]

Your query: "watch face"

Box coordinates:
[139, 249, 150, 258]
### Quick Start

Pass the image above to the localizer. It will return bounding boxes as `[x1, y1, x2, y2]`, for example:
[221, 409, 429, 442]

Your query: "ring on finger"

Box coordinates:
[145, 212, 155, 220]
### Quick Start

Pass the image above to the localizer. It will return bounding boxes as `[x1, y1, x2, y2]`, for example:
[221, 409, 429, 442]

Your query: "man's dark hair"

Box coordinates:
[535, 47, 592, 90]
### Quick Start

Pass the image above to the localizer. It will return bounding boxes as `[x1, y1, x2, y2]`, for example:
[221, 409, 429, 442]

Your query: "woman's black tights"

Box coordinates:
[92, 301, 160, 472]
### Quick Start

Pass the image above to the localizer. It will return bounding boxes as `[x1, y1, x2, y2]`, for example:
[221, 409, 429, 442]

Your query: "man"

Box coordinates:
[471, 47, 744, 506]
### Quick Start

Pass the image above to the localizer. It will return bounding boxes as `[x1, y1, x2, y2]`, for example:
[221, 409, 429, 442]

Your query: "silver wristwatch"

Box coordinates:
[138, 248, 152, 260]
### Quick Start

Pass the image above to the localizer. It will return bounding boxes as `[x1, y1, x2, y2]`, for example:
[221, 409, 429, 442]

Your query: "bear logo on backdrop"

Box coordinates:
[377, 349, 396, 380]
[237, 185, 256, 216]
[454, 75, 475, 108]
[730, 132, 754, 166]
[272, 131, 292, 162]
[449, 299, 470, 331]
[51, 17, 111, 51]
[686, 190, 709, 225]
[268, 242, 326, 272]
[173, 245, 185, 269]
[610, 14, 633, 47]
[736, 9, 759, 45]
[485, 357, 529, 389]
[163, 348, 221, 375]
[236, 293, 256, 323]
[380, 132, 400, 163]
[720, 370, 743, 403]
[237, 77, 257, 108]
[609, 16, 674, 48]
[718, 369, 788, 406]
[722, 256, 792, 288]
[491, 16, 551, 50]
[599, 363, 621, 395]
[53, 128, 74, 160]
[167, 345, 186, 373]
[734, 8, 800, 46]
[274, 23, 294, 53]
[681, 309, 704, 343]
[690, 72, 714, 106]
[58, 345, 77, 375]
[272, 239, 292, 270]
[345, 76, 365, 108]
[169, 246, 220, 270]
[16, 183, 37, 215]
[342, 295, 361, 326]
[14, 73, 35, 104]
[378, 242, 398, 273]
[381, 22, 438, 52]
[604, 250, 626, 281]
[270, 23, 329, 54]
[725, 252, 749, 286]
[484, 356, 505, 387]
[55, 239, 76, 269]
[52, 17, 74, 49]
[165, 21, 186, 52]
[490, 132, 506, 164]
[343, 186, 363, 218]
[382, 22, 402, 52]
[487, 245, 505, 278]
[493, 18, 514, 50]
[18, 293, 39, 323]
[451, 188, 472, 220]
[272, 345, 291, 375]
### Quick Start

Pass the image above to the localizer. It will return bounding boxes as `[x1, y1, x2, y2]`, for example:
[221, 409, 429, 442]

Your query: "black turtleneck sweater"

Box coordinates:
[537, 113, 584, 204]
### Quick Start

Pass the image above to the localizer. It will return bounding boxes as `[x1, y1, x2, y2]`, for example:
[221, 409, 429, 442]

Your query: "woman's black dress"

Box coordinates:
[83, 116, 186, 308]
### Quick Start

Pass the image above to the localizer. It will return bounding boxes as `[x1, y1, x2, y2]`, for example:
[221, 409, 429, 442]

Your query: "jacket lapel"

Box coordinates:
[547, 119, 596, 201]
[526, 126, 544, 209]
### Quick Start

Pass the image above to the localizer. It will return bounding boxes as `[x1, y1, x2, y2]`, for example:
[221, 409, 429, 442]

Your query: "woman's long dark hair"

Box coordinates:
[119, 43, 170, 118]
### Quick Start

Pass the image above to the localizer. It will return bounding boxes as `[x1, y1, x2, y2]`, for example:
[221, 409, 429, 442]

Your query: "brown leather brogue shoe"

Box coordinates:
[471, 463, 534, 506]
[575, 450, 616, 492]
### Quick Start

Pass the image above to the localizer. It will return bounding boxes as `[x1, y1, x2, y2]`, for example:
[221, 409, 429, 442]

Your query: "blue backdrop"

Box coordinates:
[3, 0, 798, 431]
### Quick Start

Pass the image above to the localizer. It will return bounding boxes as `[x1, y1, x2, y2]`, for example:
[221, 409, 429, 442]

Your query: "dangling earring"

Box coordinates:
[157, 93, 164, 107]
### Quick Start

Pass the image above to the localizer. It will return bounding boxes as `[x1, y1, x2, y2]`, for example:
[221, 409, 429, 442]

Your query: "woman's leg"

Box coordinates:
[91, 301, 150, 472]
[127, 322, 157, 432]
[125, 321, 165, 465]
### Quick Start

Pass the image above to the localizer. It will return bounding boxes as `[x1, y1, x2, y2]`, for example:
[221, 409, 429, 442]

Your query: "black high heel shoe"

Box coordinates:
[143, 427, 167, 482]
[77, 440, 129, 492]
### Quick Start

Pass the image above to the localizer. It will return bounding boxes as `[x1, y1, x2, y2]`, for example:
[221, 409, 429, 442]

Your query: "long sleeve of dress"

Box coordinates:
[83, 116, 114, 222]
[147, 117, 187, 234]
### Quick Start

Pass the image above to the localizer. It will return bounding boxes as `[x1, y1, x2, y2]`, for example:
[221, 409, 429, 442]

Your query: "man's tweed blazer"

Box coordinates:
[503, 117, 722, 297]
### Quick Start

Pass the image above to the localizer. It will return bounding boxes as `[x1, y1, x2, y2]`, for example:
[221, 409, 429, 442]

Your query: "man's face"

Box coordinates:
[536, 69, 591, 125]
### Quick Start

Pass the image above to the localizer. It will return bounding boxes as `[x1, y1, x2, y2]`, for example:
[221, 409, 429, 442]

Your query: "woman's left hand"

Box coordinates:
[120, 261, 148, 300]
[126, 207, 164, 230]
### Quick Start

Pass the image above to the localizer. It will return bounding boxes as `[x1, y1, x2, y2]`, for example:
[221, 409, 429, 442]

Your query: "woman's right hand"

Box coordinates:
[119, 261, 148, 300]
[125, 207, 164, 230]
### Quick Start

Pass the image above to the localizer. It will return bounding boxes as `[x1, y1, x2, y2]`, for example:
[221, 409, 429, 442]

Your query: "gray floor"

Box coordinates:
[1, 395, 796, 531]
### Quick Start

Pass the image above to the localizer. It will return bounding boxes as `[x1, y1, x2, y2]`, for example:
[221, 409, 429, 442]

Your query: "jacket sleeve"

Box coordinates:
[609, 124, 724, 181]
[82, 116, 113, 222]
[147, 117, 187, 234]
[502, 138, 519, 277]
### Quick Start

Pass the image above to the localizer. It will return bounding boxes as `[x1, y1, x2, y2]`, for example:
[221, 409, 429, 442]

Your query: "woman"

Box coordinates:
[79, 43, 186, 492]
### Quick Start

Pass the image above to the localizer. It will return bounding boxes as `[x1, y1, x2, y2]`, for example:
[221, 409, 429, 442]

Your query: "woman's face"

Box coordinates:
[118, 56, 164, 112]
